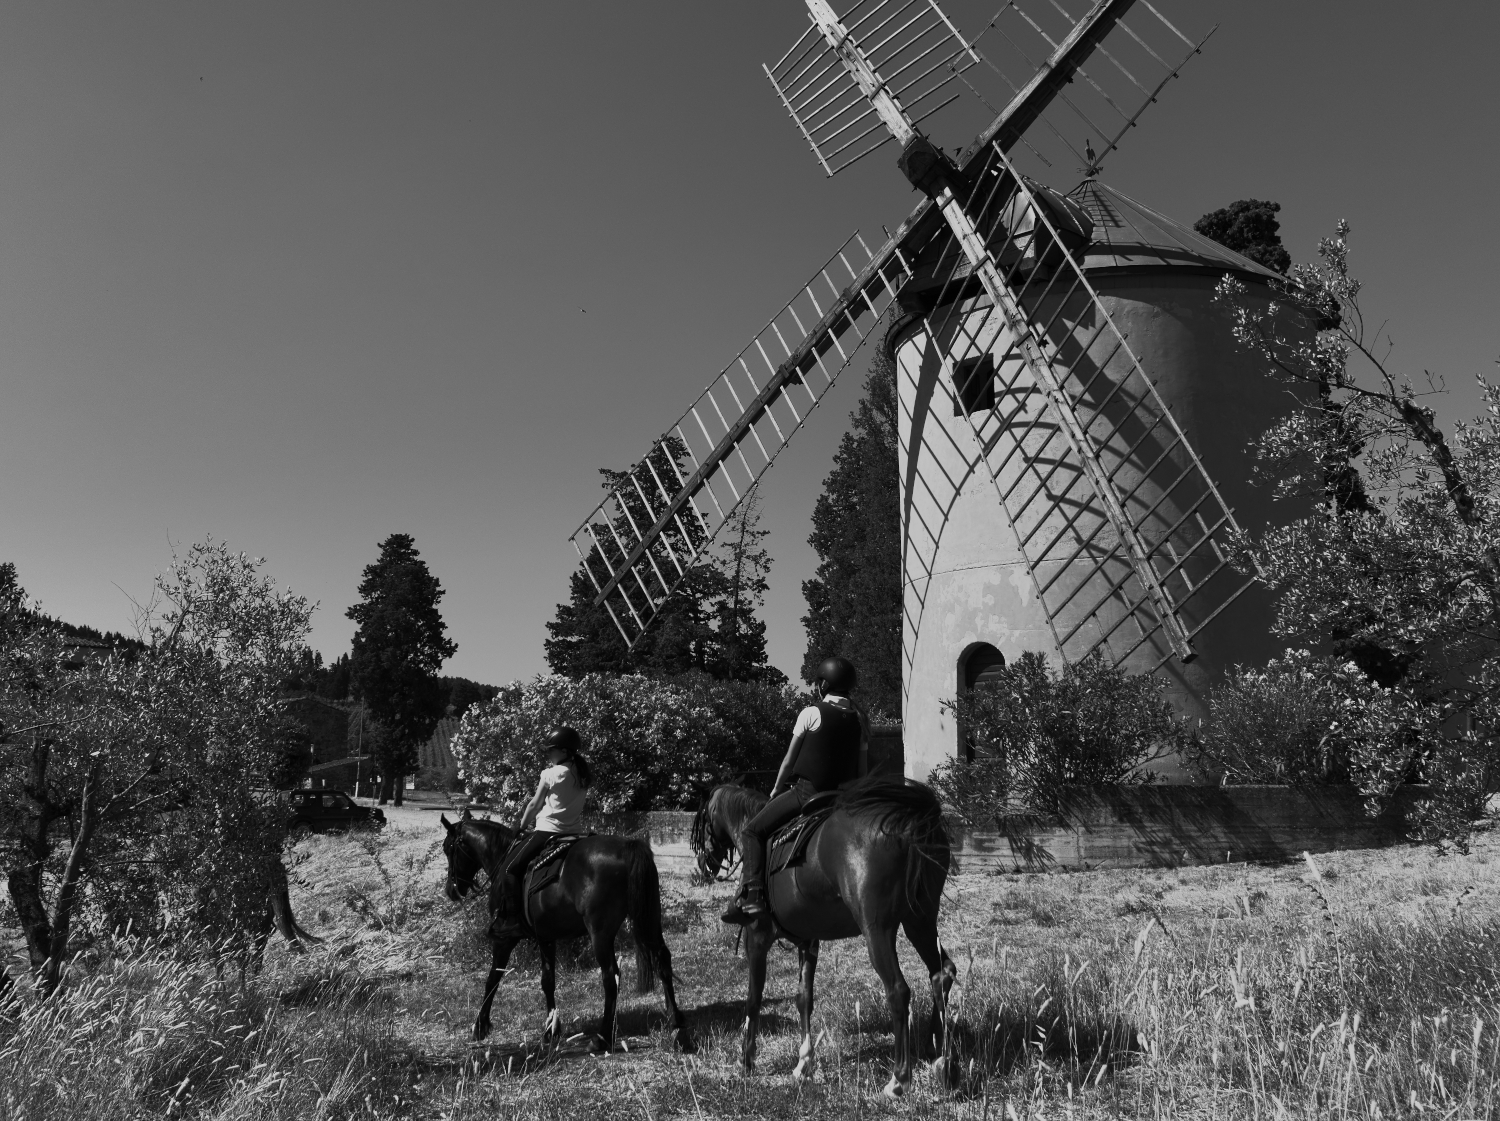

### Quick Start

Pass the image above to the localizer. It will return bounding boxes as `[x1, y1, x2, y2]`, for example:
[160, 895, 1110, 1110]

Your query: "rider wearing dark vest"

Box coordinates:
[722, 656, 868, 924]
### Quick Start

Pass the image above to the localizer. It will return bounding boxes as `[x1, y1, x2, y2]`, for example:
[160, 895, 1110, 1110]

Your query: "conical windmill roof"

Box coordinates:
[1068, 179, 1284, 281]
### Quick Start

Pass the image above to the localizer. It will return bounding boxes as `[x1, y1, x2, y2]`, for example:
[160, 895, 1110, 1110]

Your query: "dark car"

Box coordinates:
[288, 788, 386, 834]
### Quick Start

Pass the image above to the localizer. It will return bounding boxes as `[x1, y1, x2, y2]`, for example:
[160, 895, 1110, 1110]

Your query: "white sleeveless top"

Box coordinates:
[534, 763, 586, 834]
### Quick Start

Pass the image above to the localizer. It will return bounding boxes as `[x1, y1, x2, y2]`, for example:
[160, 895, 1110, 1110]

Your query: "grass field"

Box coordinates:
[5, 803, 1500, 1119]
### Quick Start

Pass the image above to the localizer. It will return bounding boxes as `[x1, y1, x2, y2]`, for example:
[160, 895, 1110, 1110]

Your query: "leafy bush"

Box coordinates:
[1195, 649, 1488, 840]
[930, 651, 1190, 826]
[450, 672, 805, 813]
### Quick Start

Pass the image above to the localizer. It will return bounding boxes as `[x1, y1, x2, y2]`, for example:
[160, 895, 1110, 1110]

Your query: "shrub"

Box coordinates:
[930, 651, 1190, 826]
[450, 672, 806, 813]
[1195, 649, 1487, 838]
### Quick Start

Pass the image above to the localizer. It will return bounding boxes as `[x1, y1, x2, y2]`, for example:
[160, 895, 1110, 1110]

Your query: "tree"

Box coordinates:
[547, 441, 781, 683]
[801, 346, 902, 719]
[0, 544, 314, 990]
[1195, 199, 1292, 275]
[1215, 222, 1500, 843]
[346, 534, 457, 805]
[708, 488, 781, 683]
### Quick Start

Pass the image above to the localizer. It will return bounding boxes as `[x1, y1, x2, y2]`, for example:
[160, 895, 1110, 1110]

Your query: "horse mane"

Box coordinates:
[715, 783, 769, 826]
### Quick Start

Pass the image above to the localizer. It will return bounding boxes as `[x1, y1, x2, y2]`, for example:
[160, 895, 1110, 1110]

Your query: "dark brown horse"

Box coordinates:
[689, 783, 769, 880]
[703, 777, 956, 1096]
[439, 811, 694, 1054]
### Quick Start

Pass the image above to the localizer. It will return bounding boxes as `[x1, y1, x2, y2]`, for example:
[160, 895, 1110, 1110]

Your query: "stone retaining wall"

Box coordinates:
[535, 785, 1422, 874]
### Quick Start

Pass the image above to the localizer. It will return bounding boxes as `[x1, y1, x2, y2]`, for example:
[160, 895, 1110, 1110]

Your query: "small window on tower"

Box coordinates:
[952, 354, 996, 416]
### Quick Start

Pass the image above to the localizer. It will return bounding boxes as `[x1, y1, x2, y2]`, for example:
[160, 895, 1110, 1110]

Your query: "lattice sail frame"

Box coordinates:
[766, 0, 981, 175]
[567, 0, 1235, 660]
[901, 143, 1254, 673]
[568, 234, 913, 649]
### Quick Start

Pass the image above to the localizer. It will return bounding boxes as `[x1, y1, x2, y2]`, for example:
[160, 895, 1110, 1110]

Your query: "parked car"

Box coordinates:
[288, 788, 386, 834]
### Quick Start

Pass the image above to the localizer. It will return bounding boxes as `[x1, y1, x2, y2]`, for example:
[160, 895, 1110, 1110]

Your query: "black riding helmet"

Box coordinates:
[815, 656, 857, 695]
[545, 726, 582, 755]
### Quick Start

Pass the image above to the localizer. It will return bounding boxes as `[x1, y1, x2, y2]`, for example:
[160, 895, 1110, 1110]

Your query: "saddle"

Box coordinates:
[767, 791, 840, 877]
[520, 834, 589, 923]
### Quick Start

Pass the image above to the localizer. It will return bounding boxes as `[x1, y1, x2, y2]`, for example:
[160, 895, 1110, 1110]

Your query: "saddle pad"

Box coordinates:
[768, 800, 838, 877]
[524, 834, 587, 899]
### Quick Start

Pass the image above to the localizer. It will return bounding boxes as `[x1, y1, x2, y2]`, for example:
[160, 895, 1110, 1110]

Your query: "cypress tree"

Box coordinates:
[800, 346, 902, 719]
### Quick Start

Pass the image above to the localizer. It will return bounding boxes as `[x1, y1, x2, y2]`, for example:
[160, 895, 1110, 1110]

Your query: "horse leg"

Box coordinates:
[590, 925, 620, 1054]
[792, 940, 821, 1082]
[740, 919, 774, 1073]
[474, 934, 521, 1041]
[538, 939, 562, 1046]
[647, 931, 696, 1054]
[864, 924, 913, 1098]
[905, 918, 958, 1089]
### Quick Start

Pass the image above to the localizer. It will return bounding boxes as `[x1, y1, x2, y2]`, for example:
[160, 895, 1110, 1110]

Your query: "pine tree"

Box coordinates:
[346, 534, 456, 805]
[547, 439, 720, 678]
[1194, 199, 1291, 275]
[547, 446, 783, 683]
[801, 346, 902, 719]
[709, 488, 783, 683]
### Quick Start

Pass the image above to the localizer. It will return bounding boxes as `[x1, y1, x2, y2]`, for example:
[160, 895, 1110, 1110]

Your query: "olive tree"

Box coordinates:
[1213, 224, 1500, 843]
[0, 542, 313, 990]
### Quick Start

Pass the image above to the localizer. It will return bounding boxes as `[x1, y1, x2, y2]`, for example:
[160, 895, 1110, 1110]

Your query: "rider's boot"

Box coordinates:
[720, 882, 768, 925]
[489, 874, 530, 940]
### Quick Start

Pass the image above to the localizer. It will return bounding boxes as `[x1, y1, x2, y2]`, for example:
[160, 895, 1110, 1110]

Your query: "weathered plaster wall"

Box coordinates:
[897, 271, 1294, 781]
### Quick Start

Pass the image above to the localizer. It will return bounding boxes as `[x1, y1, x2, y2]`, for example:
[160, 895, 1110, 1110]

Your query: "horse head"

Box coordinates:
[441, 812, 510, 902]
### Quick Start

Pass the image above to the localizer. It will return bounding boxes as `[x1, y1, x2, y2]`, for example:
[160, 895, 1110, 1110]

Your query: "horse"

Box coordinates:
[688, 783, 769, 880]
[698, 775, 956, 1097]
[439, 810, 695, 1055]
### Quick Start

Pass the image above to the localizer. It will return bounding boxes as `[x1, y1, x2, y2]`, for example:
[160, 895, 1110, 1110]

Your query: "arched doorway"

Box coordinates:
[955, 642, 1005, 760]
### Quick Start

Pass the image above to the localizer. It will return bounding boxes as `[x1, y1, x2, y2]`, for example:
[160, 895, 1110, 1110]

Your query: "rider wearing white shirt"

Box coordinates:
[491, 726, 593, 938]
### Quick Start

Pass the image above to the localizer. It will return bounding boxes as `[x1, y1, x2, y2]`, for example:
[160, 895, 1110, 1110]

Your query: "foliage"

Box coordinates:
[1216, 223, 1500, 842]
[346, 533, 457, 803]
[707, 488, 780, 683]
[439, 675, 500, 718]
[0, 544, 314, 989]
[801, 346, 902, 719]
[1194, 198, 1292, 274]
[1193, 650, 1448, 801]
[929, 651, 1189, 825]
[451, 673, 804, 812]
[546, 439, 782, 684]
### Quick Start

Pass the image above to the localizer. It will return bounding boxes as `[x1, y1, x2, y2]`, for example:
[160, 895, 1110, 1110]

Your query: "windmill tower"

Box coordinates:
[568, 1, 1296, 779]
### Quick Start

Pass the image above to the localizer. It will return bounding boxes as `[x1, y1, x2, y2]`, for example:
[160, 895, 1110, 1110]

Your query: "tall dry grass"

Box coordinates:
[6, 823, 1500, 1119]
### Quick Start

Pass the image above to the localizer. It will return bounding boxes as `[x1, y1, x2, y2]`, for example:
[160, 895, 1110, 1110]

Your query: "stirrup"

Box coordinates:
[721, 885, 767, 925]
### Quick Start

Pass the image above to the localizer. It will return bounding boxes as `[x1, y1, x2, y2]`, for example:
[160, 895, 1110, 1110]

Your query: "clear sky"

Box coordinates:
[2, 2, 1496, 686]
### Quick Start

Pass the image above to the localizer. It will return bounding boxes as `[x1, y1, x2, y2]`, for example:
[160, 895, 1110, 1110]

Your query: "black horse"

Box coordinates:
[698, 777, 956, 1096]
[440, 811, 695, 1054]
[689, 783, 769, 880]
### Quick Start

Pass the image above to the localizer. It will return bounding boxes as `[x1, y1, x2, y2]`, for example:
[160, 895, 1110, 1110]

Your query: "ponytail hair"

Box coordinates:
[568, 749, 594, 790]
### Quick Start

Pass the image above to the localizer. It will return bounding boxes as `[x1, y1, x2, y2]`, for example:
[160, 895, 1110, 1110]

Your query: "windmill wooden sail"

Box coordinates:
[568, 0, 1235, 663]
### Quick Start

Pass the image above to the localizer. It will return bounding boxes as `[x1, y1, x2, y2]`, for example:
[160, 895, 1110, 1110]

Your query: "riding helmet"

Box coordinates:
[545, 726, 582, 755]
[815, 656, 857, 695]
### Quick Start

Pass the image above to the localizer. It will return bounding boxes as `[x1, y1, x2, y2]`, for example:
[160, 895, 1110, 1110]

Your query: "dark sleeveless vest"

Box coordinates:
[792, 700, 862, 791]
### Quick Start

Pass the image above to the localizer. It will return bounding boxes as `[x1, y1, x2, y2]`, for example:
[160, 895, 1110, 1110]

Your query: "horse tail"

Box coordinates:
[625, 840, 667, 993]
[904, 809, 952, 915]
[837, 775, 953, 914]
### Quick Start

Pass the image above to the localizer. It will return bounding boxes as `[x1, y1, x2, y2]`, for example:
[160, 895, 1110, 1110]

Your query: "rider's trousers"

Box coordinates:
[738, 778, 818, 889]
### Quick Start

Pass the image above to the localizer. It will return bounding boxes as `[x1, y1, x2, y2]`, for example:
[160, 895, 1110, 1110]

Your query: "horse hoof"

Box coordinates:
[792, 1059, 816, 1083]
[472, 1024, 491, 1043]
[882, 1075, 906, 1099]
[671, 1029, 698, 1055]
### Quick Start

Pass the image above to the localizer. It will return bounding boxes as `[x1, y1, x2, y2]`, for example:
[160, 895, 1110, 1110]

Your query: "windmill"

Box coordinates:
[567, 1, 1291, 777]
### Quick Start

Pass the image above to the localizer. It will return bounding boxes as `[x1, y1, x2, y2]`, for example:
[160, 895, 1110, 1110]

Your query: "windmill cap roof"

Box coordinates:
[1068, 179, 1284, 280]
